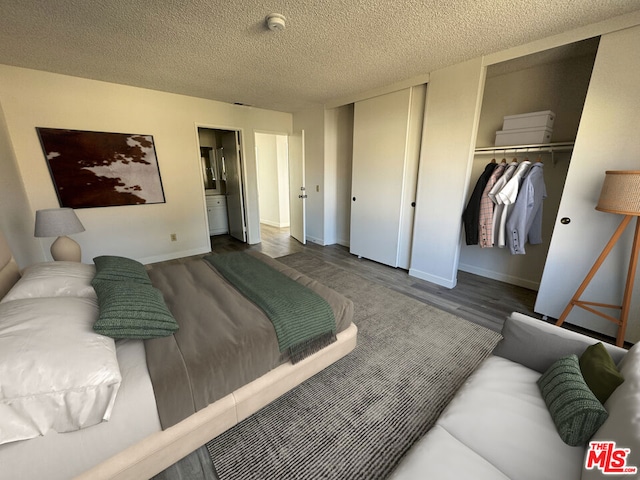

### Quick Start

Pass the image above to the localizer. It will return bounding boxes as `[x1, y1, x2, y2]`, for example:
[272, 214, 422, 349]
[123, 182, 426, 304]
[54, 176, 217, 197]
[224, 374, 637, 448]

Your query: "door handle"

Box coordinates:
[560, 217, 571, 225]
[299, 194, 308, 199]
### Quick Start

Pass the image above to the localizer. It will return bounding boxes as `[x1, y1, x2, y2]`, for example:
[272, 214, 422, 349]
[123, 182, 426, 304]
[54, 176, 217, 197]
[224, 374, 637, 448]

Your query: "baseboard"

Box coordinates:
[409, 268, 456, 289]
[259, 220, 289, 228]
[140, 247, 211, 265]
[306, 235, 325, 246]
[458, 263, 540, 290]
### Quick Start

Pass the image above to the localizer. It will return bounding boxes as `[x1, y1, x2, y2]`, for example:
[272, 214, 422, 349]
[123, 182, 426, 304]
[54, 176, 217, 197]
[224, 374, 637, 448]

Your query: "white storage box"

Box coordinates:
[495, 126, 553, 146]
[502, 110, 555, 130]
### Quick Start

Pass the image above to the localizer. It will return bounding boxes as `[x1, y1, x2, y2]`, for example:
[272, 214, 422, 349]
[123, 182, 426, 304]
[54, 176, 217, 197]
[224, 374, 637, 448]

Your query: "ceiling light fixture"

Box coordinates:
[266, 13, 286, 32]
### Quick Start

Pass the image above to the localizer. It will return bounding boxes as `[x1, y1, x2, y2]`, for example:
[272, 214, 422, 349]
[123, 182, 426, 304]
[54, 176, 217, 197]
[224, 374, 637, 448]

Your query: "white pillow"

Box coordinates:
[0, 297, 121, 445]
[1, 261, 96, 303]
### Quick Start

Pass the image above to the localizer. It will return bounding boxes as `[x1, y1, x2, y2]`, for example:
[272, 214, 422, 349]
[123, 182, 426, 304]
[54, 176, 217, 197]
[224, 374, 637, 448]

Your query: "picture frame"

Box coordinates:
[36, 127, 166, 209]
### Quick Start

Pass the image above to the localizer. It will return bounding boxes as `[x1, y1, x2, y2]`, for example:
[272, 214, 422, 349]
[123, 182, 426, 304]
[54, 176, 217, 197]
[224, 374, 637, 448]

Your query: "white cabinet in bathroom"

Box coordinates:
[206, 195, 229, 235]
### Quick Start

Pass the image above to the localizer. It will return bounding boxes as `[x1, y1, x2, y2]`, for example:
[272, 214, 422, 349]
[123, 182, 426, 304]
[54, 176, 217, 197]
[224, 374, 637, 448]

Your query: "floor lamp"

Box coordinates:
[556, 170, 640, 347]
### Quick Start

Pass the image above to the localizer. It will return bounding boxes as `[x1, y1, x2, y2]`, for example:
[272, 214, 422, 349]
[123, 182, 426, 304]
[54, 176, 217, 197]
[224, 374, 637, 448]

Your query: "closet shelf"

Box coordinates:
[474, 142, 574, 155]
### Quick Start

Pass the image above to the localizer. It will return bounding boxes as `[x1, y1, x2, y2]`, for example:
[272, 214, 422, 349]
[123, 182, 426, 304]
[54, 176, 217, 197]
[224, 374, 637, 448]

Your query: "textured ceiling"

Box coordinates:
[0, 1, 639, 113]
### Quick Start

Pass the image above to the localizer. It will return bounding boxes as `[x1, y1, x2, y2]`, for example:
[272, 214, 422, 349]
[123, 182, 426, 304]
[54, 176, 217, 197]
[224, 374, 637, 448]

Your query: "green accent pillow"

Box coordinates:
[579, 342, 624, 404]
[92, 255, 151, 285]
[93, 280, 178, 339]
[537, 354, 608, 447]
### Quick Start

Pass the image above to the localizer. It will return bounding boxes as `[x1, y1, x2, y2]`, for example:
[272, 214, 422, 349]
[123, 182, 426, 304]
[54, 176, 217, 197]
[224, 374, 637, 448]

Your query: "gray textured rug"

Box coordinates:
[206, 253, 502, 480]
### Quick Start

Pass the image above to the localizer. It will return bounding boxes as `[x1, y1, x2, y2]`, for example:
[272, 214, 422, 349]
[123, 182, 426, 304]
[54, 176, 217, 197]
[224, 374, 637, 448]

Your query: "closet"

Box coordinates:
[350, 85, 425, 269]
[461, 26, 640, 343]
[459, 37, 599, 289]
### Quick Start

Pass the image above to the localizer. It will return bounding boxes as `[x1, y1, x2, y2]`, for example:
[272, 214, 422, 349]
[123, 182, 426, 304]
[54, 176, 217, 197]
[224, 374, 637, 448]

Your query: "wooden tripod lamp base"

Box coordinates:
[556, 171, 640, 348]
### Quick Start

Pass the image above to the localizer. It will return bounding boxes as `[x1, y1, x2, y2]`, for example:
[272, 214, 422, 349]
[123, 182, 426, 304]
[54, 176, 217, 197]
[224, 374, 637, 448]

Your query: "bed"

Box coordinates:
[0, 231, 357, 479]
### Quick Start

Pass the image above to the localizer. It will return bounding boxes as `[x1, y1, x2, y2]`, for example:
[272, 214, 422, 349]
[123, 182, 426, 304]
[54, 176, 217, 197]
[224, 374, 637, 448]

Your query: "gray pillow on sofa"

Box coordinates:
[537, 354, 608, 447]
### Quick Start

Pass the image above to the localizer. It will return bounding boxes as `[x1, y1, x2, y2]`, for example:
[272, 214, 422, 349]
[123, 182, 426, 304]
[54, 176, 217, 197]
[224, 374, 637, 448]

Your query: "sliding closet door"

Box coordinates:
[350, 88, 411, 267]
[535, 25, 640, 342]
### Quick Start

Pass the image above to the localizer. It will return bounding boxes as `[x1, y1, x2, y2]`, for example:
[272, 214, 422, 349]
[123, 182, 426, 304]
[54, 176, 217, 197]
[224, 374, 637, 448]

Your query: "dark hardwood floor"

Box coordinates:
[208, 224, 540, 333]
[152, 223, 625, 345]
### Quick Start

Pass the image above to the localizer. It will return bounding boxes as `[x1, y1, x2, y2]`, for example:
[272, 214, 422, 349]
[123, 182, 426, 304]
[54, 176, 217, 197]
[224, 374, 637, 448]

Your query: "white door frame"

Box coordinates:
[195, 124, 250, 245]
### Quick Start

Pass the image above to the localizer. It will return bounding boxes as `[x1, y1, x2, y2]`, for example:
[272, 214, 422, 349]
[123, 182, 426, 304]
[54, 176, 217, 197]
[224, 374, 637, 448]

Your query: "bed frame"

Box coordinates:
[0, 231, 358, 479]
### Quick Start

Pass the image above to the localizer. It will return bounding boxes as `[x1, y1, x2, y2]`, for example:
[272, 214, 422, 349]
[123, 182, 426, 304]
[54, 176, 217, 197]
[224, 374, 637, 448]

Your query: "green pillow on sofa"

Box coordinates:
[92, 255, 152, 285]
[93, 280, 178, 339]
[579, 342, 624, 404]
[537, 354, 608, 447]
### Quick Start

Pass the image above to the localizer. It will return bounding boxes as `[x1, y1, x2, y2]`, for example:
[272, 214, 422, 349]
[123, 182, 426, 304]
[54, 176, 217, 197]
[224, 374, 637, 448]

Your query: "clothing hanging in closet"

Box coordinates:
[488, 160, 518, 246]
[496, 160, 531, 248]
[462, 161, 499, 245]
[462, 159, 547, 254]
[506, 162, 547, 254]
[479, 161, 506, 248]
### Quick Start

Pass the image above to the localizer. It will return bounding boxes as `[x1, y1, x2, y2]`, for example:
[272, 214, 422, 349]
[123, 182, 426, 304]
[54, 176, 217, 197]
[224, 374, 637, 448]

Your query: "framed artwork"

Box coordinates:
[36, 128, 166, 209]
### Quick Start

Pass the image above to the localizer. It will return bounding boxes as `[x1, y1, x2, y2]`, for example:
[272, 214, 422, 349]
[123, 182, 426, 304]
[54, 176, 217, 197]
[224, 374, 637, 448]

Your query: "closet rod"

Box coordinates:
[474, 142, 574, 155]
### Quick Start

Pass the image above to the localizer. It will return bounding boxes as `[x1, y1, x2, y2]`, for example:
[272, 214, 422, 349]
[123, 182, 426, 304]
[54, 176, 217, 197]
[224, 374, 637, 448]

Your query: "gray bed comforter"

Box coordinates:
[144, 251, 354, 429]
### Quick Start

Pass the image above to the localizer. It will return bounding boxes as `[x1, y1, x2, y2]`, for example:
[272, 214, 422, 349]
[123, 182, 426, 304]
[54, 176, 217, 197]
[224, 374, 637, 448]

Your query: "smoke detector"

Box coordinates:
[266, 13, 286, 32]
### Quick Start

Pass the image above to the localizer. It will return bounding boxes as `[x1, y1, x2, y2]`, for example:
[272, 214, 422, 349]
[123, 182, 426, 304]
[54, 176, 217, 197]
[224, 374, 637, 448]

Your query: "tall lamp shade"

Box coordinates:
[34, 208, 85, 262]
[556, 171, 640, 347]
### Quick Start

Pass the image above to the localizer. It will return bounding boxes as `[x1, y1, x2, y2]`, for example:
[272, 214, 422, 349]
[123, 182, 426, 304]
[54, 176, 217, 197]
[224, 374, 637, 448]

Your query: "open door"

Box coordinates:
[535, 27, 640, 342]
[221, 131, 247, 242]
[288, 130, 306, 244]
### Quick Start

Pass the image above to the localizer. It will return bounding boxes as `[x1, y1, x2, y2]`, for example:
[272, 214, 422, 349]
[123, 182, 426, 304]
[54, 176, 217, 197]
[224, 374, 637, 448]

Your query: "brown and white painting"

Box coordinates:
[37, 128, 166, 209]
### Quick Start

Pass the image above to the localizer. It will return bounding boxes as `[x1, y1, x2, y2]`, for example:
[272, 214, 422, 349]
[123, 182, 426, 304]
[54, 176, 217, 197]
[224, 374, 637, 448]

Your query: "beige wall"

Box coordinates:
[256, 132, 289, 228]
[0, 65, 292, 265]
[475, 53, 596, 147]
[0, 102, 42, 267]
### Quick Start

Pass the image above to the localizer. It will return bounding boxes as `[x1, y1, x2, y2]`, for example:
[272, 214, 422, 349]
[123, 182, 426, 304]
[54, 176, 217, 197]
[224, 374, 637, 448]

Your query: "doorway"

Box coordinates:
[198, 127, 247, 245]
[254, 130, 306, 245]
[255, 132, 290, 231]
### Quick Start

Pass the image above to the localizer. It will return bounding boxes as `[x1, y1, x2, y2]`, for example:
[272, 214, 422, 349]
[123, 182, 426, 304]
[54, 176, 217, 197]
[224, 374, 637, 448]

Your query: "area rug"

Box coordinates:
[206, 253, 502, 480]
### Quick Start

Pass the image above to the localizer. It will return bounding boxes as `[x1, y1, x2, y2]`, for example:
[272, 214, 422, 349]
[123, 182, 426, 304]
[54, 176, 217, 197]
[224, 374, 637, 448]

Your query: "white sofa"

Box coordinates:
[389, 312, 638, 480]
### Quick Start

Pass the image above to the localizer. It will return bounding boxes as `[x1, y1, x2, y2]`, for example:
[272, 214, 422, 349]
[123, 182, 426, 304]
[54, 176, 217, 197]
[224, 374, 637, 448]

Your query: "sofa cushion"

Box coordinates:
[434, 355, 584, 480]
[537, 354, 608, 447]
[388, 425, 510, 480]
[582, 342, 640, 479]
[579, 342, 624, 404]
[493, 313, 627, 373]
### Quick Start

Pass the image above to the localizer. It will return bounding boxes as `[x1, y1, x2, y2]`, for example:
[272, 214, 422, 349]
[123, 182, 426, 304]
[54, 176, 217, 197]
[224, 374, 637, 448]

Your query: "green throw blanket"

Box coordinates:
[205, 252, 337, 363]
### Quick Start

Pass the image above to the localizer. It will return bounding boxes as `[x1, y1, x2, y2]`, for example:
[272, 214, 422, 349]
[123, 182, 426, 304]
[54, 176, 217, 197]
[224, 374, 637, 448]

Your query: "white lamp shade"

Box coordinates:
[34, 208, 85, 237]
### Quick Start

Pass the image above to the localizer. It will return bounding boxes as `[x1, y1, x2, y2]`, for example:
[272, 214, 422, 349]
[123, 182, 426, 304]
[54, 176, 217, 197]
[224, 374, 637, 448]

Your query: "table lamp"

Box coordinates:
[34, 208, 85, 262]
[556, 170, 640, 347]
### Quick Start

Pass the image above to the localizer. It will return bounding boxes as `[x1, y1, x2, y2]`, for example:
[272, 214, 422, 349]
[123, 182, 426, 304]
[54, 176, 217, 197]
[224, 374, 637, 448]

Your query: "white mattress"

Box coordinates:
[0, 338, 161, 479]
